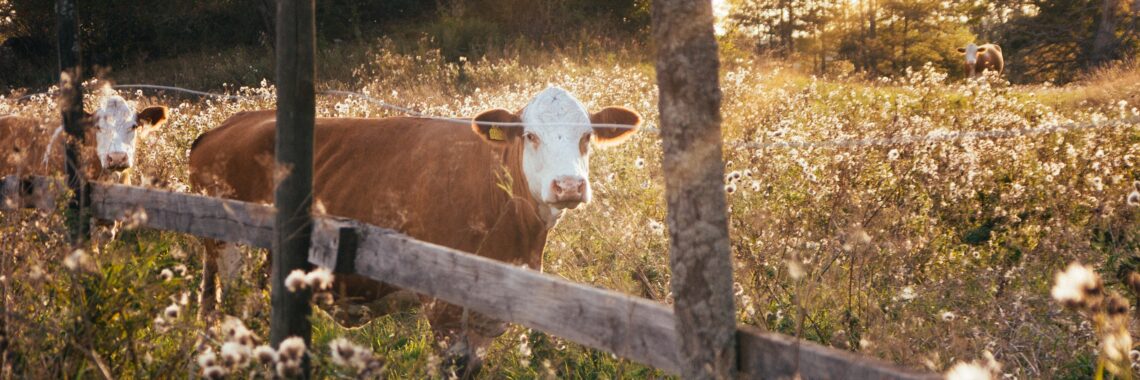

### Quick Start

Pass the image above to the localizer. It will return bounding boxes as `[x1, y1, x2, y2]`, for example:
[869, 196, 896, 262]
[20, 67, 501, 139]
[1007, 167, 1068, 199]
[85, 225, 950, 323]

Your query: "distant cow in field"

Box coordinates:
[958, 43, 1004, 78]
[189, 86, 641, 376]
[0, 95, 168, 207]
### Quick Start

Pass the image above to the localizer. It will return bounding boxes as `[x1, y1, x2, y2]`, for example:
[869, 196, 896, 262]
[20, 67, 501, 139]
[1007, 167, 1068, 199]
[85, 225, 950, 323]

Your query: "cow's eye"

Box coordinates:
[580, 133, 591, 154]
[524, 132, 540, 145]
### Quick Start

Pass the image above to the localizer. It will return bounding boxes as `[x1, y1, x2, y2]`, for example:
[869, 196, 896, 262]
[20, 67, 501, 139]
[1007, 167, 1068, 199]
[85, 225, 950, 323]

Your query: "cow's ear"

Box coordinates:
[136, 106, 169, 129]
[590, 107, 641, 147]
[957, 47, 966, 53]
[472, 108, 522, 144]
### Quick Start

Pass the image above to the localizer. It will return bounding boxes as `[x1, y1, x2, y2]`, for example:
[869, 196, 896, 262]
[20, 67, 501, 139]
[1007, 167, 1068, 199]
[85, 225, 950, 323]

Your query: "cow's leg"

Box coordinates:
[216, 242, 246, 311]
[198, 238, 223, 320]
[425, 300, 507, 379]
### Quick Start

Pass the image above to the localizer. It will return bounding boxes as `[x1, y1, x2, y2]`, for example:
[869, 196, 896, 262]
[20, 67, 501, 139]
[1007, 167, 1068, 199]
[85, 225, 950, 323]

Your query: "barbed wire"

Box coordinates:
[6, 83, 1138, 149]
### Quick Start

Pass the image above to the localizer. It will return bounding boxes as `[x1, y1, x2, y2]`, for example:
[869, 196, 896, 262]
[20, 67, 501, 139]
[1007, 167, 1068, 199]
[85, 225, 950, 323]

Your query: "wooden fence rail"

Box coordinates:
[8, 178, 936, 379]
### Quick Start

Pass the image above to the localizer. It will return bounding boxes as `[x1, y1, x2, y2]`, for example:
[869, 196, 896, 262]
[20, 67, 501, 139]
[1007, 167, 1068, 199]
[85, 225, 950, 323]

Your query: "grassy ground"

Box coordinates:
[1, 41, 1139, 378]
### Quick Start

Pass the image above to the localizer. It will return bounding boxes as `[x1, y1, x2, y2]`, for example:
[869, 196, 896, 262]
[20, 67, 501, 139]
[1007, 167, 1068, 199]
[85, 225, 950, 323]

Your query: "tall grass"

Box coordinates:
[1, 40, 1138, 378]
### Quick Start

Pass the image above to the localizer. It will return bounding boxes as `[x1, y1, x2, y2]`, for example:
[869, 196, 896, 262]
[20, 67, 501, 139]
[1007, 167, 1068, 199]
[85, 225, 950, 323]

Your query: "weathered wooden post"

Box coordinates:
[652, 0, 737, 378]
[271, 0, 316, 376]
[57, 0, 88, 245]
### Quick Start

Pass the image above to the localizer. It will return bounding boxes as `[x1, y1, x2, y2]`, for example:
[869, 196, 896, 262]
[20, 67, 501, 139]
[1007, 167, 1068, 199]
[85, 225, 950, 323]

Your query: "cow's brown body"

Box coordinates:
[0, 115, 97, 180]
[964, 43, 1004, 78]
[190, 110, 549, 371]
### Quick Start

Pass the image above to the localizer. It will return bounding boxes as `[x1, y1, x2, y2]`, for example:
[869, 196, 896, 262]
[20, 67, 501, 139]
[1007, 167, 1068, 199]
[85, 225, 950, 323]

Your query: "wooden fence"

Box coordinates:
[12, 0, 941, 378]
[2, 177, 937, 379]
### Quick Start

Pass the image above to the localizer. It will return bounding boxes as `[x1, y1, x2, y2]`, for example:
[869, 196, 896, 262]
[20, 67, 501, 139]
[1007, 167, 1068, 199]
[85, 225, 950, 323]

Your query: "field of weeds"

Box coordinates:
[2, 42, 1139, 378]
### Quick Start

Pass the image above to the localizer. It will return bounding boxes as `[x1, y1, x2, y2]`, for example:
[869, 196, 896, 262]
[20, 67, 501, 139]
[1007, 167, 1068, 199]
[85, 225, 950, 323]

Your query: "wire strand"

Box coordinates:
[7, 83, 1138, 149]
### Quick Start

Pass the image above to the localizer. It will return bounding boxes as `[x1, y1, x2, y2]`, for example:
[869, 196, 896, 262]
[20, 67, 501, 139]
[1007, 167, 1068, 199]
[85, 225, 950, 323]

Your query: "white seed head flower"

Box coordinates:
[63, 249, 91, 272]
[163, 303, 181, 319]
[1128, 191, 1140, 207]
[1051, 262, 1102, 309]
[899, 286, 917, 301]
[940, 311, 956, 322]
[887, 149, 900, 161]
[285, 269, 307, 292]
[329, 338, 364, 368]
[276, 360, 301, 378]
[221, 341, 251, 368]
[198, 349, 218, 369]
[726, 171, 742, 183]
[202, 365, 226, 380]
[277, 336, 306, 363]
[304, 267, 334, 291]
[945, 362, 992, 380]
[159, 268, 173, 281]
[254, 345, 277, 365]
[725, 183, 737, 194]
[634, 157, 645, 169]
[647, 219, 664, 235]
[153, 316, 167, 331]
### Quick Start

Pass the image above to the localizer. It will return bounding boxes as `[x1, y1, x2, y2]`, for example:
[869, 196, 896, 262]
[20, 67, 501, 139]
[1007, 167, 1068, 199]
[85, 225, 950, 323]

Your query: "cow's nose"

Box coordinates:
[550, 176, 587, 208]
[105, 152, 129, 171]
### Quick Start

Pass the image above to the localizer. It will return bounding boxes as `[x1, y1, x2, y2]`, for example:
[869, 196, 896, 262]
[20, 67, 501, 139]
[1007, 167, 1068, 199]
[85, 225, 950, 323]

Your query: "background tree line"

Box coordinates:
[723, 0, 1140, 82]
[0, 0, 1136, 89]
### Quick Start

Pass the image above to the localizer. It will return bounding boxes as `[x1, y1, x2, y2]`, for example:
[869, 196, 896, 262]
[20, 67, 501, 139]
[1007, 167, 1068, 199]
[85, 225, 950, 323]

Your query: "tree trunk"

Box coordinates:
[1090, 0, 1121, 66]
[651, 1, 737, 379]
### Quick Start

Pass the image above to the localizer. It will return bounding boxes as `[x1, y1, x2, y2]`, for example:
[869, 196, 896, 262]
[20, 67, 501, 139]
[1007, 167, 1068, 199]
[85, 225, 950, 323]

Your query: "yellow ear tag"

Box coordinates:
[488, 126, 506, 141]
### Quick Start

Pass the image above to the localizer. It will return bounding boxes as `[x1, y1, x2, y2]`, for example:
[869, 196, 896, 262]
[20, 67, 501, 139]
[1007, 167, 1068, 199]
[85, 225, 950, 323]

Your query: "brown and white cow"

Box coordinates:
[958, 43, 1004, 78]
[1, 95, 168, 202]
[189, 86, 641, 375]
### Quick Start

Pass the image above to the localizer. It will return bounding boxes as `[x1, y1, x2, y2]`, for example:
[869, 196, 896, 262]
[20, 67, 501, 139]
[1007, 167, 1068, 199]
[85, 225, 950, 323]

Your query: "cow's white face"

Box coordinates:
[471, 87, 641, 221]
[962, 43, 980, 65]
[91, 95, 168, 172]
[519, 88, 596, 210]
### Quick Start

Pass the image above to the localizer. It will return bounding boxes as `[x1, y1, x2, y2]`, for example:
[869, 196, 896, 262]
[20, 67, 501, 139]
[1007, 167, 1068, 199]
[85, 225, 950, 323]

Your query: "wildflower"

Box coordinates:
[163, 303, 181, 319]
[648, 219, 664, 235]
[159, 268, 173, 281]
[634, 157, 645, 169]
[329, 338, 358, 367]
[153, 316, 167, 331]
[940, 311, 956, 322]
[1051, 262, 1103, 309]
[1128, 191, 1140, 207]
[725, 183, 737, 194]
[63, 249, 91, 272]
[743, 169, 753, 177]
[254, 345, 277, 365]
[786, 260, 805, 280]
[749, 180, 760, 192]
[887, 149, 900, 161]
[726, 171, 742, 183]
[285, 269, 307, 292]
[217, 343, 248, 368]
[202, 366, 226, 380]
[173, 264, 188, 276]
[899, 286, 917, 301]
[198, 349, 218, 368]
[277, 360, 302, 378]
[945, 362, 991, 380]
[304, 267, 334, 291]
[277, 336, 306, 363]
